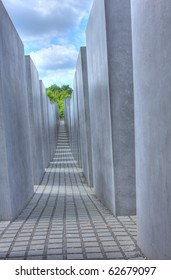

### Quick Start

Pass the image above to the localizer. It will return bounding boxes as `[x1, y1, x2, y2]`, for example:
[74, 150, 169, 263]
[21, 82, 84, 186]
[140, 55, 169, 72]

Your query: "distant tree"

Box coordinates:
[46, 84, 72, 119]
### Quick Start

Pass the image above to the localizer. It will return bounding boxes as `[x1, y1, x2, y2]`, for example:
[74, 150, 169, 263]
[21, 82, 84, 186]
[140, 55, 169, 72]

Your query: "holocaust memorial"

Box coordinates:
[0, 0, 171, 260]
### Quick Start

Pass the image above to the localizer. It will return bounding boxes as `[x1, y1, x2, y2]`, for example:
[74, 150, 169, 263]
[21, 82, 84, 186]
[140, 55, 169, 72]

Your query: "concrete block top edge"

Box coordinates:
[25, 55, 40, 79]
[76, 46, 87, 69]
[39, 80, 46, 90]
[0, 0, 24, 49]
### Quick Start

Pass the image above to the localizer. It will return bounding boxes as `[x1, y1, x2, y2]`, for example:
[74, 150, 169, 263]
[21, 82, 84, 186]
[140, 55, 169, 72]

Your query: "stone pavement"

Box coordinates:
[0, 122, 145, 260]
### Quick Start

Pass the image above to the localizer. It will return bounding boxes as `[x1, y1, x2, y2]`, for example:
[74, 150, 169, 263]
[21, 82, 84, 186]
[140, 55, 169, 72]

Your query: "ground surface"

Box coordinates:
[0, 123, 145, 260]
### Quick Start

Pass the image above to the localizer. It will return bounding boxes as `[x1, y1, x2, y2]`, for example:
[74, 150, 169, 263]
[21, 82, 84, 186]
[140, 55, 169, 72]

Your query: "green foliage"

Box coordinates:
[46, 84, 72, 119]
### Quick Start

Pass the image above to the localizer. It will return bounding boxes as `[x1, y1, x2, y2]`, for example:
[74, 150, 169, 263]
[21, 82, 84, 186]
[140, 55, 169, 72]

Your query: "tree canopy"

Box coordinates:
[46, 84, 72, 119]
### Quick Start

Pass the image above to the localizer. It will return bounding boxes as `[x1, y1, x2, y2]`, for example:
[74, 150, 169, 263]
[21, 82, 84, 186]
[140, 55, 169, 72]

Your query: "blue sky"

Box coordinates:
[2, 0, 93, 88]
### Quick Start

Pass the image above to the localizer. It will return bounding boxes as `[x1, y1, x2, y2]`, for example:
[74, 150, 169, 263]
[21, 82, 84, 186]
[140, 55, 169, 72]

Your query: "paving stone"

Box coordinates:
[117, 236, 134, 241]
[47, 249, 63, 255]
[48, 244, 63, 249]
[2, 233, 16, 238]
[30, 245, 45, 250]
[106, 252, 124, 259]
[14, 241, 29, 246]
[30, 240, 45, 245]
[115, 232, 128, 236]
[47, 255, 63, 260]
[0, 238, 14, 242]
[86, 253, 104, 259]
[0, 252, 7, 258]
[98, 237, 115, 241]
[67, 238, 81, 243]
[0, 242, 12, 248]
[125, 250, 142, 258]
[67, 254, 84, 260]
[17, 233, 32, 237]
[28, 250, 44, 256]
[32, 236, 46, 241]
[128, 257, 145, 260]
[66, 234, 80, 238]
[82, 237, 98, 242]
[84, 242, 99, 248]
[26, 256, 43, 260]
[66, 243, 82, 248]
[120, 244, 137, 251]
[6, 257, 25, 260]
[118, 240, 135, 246]
[103, 246, 120, 253]
[85, 247, 101, 253]
[9, 251, 26, 257]
[0, 247, 10, 253]
[15, 237, 30, 242]
[67, 248, 83, 254]
[12, 246, 28, 251]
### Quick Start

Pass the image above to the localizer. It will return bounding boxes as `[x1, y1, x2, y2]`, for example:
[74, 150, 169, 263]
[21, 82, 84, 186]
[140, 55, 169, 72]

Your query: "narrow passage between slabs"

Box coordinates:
[0, 122, 145, 260]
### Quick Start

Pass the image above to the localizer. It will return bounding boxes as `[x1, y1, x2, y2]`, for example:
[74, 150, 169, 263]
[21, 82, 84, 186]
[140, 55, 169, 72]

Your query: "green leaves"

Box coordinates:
[46, 84, 72, 119]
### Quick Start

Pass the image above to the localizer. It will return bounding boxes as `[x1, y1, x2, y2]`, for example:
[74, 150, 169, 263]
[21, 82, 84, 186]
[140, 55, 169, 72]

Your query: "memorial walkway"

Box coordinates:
[0, 122, 145, 260]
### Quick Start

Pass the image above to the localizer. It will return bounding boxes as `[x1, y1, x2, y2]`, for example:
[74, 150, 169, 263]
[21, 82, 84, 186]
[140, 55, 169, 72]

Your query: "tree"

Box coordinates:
[46, 84, 72, 119]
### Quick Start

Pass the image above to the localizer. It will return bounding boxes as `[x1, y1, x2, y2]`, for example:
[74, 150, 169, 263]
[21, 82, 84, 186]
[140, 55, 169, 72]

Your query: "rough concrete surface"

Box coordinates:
[131, 0, 171, 259]
[40, 80, 51, 168]
[76, 47, 93, 186]
[86, 0, 135, 215]
[25, 56, 44, 186]
[0, 0, 33, 221]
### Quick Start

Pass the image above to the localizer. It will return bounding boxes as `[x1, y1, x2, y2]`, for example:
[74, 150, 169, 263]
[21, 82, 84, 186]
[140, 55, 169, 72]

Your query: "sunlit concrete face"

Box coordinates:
[86, 0, 135, 215]
[0, 1, 33, 220]
[131, 0, 171, 259]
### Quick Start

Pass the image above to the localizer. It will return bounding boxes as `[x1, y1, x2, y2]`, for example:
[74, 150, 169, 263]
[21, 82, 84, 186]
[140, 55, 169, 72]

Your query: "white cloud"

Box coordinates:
[2, 0, 93, 42]
[42, 69, 75, 88]
[30, 44, 78, 87]
[1, 0, 93, 87]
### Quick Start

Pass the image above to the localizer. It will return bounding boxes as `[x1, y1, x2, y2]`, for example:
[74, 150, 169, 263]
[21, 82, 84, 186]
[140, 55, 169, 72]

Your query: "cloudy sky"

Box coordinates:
[2, 0, 93, 88]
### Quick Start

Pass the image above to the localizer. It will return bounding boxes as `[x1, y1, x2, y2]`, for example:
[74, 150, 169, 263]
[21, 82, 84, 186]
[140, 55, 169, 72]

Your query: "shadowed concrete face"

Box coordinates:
[86, 0, 135, 215]
[0, 0, 33, 221]
[76, 47, 93, 187]
[131, 0, 171, 259]
[40, 80, 51, 168]
[25, 56, 44, 186]
[47, 100, 58, 160]
[69, 75, 82, 167]
[64, 98, 71, 140]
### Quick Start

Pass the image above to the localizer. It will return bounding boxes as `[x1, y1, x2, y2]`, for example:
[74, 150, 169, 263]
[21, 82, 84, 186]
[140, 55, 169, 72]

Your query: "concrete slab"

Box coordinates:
[47, 101, 58, 160]
[25, 56, 44, 185]
[86, 0, 135, 215]
[64, 98, 71, 139]
[0, 1, 33, 221]
[68, 75, 82, 167]
[73, 75, 82, 166]
[40, 80, 51, 167]
[131, 0, 171, 259]
[76, 47, 93, 186]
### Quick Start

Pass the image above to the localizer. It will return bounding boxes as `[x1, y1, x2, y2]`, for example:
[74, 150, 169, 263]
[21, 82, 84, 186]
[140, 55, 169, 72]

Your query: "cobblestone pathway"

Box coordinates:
[0, 122, 145, 260]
